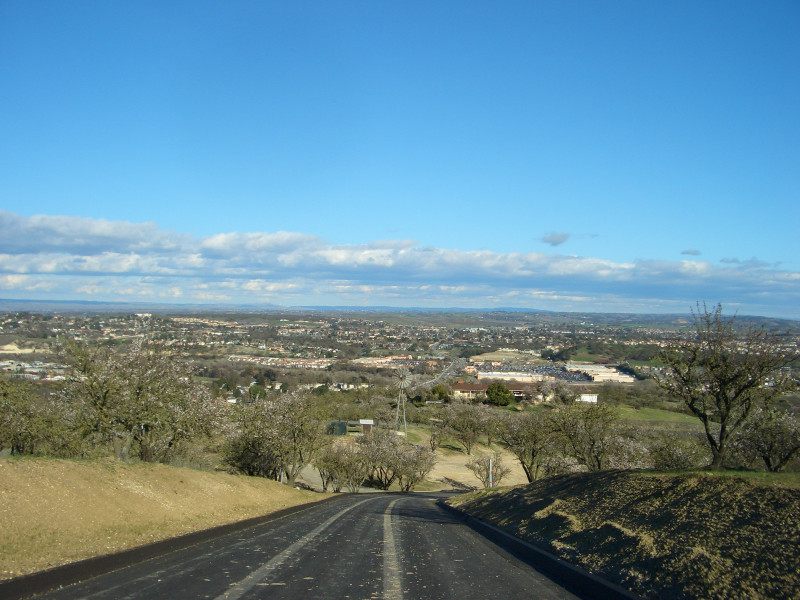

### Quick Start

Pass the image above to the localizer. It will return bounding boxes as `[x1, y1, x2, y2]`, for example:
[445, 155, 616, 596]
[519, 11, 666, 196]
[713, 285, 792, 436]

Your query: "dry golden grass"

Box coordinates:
[448, 471, 800, 600]
[0, 457, 322, 580]
[427, 442, 530, 490]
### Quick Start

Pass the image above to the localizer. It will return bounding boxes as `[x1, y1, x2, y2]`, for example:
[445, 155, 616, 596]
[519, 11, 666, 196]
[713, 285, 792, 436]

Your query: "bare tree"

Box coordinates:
[497, 410, 553, 482]
[551, 403, 619, 471]
[395, 444, 436, 492]
[466, 451, 511, 488]
[442, 401, 484, 455]
[734, 408, 800, 472]
[314, 438, 370, 492]
[657, 303, 798, 469]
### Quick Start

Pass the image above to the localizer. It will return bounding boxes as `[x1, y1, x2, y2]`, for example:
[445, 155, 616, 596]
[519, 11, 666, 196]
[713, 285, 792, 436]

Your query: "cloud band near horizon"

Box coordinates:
[0, 211, 798, 318]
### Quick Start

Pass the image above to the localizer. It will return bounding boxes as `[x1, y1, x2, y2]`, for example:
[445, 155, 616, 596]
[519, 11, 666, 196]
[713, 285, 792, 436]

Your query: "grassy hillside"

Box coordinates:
[447, 471, 800, 600]
[0, 457, 321, 580]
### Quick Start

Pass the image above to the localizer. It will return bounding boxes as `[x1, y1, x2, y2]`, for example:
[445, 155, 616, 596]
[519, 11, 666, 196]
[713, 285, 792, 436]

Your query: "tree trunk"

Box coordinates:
[709, 449, 725, 470]
[114, 431, 134, 461]
[521, 462, 534, 483]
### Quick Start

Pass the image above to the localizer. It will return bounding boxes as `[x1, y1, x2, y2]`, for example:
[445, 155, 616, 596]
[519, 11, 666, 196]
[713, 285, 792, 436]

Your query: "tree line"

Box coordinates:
[1, 303, 798, 491]
[429, 304, 799, 483]
[0, 338, 436, 492]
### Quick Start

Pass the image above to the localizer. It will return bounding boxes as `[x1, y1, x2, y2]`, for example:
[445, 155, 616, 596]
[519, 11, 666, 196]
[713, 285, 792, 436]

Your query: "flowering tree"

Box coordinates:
[358, 427, 403, 490]
[0, 376, 78, 456]
[466, 451, 511, 488]
[497, 410, 553, 482]
[441, 401, 485, 455]
[357, 427, 436, 492]
[63, 339, 222, 462]
[315, 438, 370, 492]
[734, 408, 800, 472]
[225, 392, 324, 484]
[395, 443, 436, 492]
[551, 403, 619, 471]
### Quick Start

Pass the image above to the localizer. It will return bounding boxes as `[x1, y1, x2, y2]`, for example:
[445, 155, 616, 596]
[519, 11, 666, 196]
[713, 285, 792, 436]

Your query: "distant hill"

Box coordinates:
[1, 298, 797, 330]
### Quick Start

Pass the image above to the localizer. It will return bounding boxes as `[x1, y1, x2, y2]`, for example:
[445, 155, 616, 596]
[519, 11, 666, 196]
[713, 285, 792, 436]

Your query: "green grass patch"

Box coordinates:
[615, 405, 699, 424]
[626, 359, 661, 367]
[570, 350, 606, 363]
[404, 428, 425, 444]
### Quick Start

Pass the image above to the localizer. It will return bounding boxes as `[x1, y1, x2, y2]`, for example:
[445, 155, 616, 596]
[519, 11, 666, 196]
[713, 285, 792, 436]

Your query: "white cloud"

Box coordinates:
[241, 280, 300, 293]
[200, 231, 319, 258]
[0, 274, 56, 292]
[160, 287, 183, 298]
[193, 292, 232, 302]
[75, 284, 105, 296]
[0, 210, 182, 255]
[0, 274, 32, 289]
[1, 211, 799, 318]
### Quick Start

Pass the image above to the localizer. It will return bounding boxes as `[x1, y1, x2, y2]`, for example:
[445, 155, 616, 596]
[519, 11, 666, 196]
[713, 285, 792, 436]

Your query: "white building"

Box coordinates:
[566, 363, 635, 383]
[476, 371, 551, 383]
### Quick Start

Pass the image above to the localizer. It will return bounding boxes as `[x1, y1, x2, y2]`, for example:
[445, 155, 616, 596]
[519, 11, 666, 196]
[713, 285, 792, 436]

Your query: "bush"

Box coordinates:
[314, 439, 370, 492]
[357, 428, 436, 492]
[731, 408, 800, 472]
[648, 432, 709, 471]
[224, 393, 324, 484]
[0, 377, 82, 457]
[485, 382, 513, 407]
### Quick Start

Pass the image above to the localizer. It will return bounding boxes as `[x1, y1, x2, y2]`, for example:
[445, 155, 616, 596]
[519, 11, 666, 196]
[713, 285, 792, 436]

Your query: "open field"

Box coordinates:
[426, 443, 529, 490]
[0, 343, 35, 354]
[0, 457, 321, 580]
[614, 405, 699, 424]
[448, 471, 800, 600]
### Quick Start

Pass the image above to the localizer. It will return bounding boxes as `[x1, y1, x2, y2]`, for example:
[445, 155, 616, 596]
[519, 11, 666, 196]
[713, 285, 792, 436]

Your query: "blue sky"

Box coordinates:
[1, 1, 799, 318]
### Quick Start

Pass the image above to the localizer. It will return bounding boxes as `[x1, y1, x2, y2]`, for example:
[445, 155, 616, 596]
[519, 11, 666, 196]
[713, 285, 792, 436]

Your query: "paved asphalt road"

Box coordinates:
[31, 493, 581, 600]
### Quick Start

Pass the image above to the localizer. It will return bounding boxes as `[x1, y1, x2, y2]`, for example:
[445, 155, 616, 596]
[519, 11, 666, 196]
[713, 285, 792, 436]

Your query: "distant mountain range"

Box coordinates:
[1, 298, 797, 330]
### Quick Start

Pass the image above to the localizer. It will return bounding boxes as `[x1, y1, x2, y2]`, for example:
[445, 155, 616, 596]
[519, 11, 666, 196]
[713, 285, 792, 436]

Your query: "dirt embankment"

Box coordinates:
[447, 471, 800, 600]
[0, 457, 321, 580]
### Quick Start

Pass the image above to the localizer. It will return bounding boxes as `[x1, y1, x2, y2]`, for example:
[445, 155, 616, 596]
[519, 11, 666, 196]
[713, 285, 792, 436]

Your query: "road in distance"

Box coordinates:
[32, 493, 581, 600]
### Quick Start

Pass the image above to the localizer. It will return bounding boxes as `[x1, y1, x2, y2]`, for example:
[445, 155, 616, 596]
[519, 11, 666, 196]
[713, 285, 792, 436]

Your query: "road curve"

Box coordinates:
[27, 493, 581, 600]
